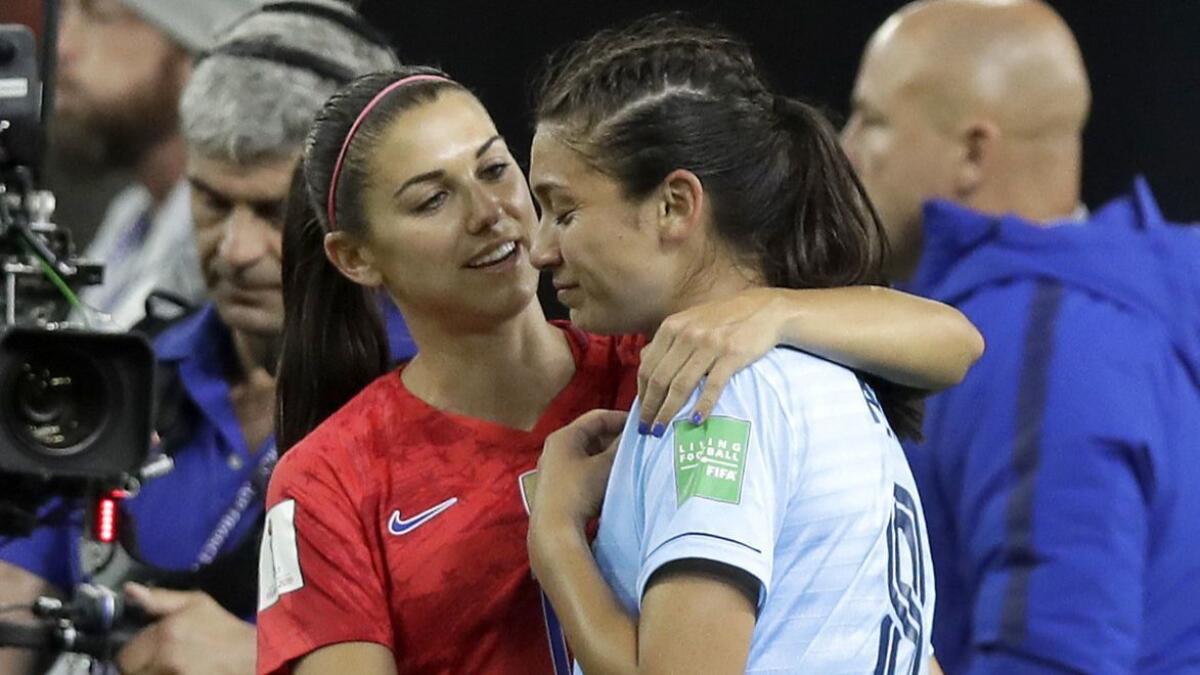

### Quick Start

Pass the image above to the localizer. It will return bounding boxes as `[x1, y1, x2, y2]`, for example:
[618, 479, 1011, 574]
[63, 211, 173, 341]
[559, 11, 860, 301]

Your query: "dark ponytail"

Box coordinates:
[275, 67, 463, 452]
[763, 96, 886, 289]
[535, 14, 923, 439]
[769, 96, 924, 440]
[275, 160, 388, 452]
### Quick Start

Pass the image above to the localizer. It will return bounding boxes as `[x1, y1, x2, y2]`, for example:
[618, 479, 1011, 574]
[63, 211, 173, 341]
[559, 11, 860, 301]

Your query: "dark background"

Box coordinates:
[363, 0, 1200, 223]
[4, 1, 1197, 222]
[3, 0, 1196, 294]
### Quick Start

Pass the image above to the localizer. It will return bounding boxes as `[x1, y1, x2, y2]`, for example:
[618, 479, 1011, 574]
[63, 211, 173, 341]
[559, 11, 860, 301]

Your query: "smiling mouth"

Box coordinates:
[466, 241, 518, 269]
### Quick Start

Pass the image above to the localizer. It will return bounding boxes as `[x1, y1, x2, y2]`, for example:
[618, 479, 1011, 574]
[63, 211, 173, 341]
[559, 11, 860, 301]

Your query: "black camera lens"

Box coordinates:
[9, 356, 105, 455]
[0, 328, 153, 480]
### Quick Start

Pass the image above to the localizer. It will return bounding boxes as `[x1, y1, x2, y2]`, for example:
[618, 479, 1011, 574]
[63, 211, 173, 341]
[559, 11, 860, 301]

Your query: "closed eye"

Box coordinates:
[417, 191, 448, 213]
[479, 162, 509, 181]
[554, 209, 577, 227]
[194, 189, 231, 218]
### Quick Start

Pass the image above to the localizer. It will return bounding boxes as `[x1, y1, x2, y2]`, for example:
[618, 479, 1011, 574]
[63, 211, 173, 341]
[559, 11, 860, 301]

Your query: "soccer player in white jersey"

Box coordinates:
[527, 15, 940, 675]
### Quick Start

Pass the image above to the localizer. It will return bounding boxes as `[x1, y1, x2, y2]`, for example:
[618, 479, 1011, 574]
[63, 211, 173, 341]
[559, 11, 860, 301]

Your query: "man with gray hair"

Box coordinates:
[0, 3, 401, 673]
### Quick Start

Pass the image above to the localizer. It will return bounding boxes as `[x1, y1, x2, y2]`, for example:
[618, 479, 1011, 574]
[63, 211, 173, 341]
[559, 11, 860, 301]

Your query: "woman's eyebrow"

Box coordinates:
[476, 135, 503, 158]
[393, 170, 445, 199]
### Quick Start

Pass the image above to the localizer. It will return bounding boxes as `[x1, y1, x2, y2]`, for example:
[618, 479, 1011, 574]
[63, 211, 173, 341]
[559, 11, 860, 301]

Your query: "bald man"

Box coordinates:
[842, 0, 1090, 280]
[842, 2, 1200, 674]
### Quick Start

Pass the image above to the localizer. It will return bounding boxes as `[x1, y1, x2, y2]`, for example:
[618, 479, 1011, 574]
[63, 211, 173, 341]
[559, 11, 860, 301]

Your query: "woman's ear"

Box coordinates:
[655, 169, 706, 244]
[323, 231, 382, 287]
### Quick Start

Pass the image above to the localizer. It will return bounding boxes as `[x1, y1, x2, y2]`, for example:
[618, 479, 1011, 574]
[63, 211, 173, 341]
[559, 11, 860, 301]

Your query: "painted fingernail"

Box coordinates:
[690, 411, 704, 425]
[651, 423, 666, 438]
[638, 421, 650, 435]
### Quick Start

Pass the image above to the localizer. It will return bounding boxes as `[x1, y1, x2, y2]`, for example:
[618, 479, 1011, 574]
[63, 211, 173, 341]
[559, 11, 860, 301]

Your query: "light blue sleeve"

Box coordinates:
[634, 369, 799, 608]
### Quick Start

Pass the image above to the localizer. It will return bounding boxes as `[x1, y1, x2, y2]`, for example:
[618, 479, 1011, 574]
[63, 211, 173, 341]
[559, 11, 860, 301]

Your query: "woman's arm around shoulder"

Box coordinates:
[637, 285, 983, 431]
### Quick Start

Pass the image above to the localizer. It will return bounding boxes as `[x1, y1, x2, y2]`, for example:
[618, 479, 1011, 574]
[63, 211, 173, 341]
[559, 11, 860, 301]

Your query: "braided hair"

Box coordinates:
[535, 14, 922, 438]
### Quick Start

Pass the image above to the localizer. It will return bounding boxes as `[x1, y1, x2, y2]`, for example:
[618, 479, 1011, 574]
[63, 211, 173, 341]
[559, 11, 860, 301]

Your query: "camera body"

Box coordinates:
[0, 16, 161, 665]
[0, 22, 155, 539]
[0, 21, 39, 169]
[0, 327, 154, 478]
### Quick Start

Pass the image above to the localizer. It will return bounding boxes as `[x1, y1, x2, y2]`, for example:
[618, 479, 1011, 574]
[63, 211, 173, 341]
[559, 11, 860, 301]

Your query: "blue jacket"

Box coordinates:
[906, 180, 1200, 674]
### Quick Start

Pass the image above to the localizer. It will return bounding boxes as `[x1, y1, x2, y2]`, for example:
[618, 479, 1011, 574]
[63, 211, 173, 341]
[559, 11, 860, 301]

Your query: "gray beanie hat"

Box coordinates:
[120, 0, 263, 52]
[179, 0, 400, 163]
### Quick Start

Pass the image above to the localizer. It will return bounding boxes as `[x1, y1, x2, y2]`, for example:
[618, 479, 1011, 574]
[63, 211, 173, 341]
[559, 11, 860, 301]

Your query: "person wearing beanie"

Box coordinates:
[0, 3, 401, 674]
[118, 0, 262, 53]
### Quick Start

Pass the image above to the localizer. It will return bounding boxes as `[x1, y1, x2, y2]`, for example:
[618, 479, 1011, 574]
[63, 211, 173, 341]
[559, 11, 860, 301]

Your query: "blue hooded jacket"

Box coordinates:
[906, 179, 1200, 674]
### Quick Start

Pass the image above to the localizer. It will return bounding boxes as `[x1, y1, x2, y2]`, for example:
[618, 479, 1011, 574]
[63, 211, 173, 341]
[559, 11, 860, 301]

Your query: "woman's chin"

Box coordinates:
[568, 303, 637, 336]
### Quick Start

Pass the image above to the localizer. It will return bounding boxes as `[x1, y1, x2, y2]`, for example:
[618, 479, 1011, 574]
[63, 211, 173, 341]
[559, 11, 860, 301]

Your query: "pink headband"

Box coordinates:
[326, 74, 452, 230]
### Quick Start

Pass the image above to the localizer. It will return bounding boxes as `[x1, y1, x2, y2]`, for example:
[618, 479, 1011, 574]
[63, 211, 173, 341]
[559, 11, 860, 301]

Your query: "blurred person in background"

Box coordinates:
[54, 0, 253, 329]
[841, 1, 1200, 672]
[0, 2, 404, 674]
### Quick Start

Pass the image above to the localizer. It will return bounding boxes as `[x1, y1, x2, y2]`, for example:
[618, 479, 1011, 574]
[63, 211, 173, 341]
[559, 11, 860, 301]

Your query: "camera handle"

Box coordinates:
[0, 583, 151, 659]
[0, 616, 142, 659]
[0, 172, 80, 326]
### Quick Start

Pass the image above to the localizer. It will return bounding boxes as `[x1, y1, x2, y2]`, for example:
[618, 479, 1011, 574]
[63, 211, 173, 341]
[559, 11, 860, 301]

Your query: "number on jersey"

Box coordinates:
[874, 484, 927, 675]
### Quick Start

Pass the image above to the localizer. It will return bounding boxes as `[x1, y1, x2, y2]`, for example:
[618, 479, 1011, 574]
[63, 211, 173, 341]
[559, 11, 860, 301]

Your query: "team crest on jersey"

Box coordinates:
[672, 416, 751, 505]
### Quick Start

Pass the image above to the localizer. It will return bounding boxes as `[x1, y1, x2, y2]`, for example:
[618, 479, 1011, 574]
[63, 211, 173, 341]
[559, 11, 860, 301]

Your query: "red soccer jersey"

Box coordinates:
[257, 325, 641, 675]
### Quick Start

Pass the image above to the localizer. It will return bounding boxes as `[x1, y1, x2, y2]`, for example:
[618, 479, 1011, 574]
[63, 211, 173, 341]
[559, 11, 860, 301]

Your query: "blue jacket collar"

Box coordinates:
[909, 178, 1200, 387]
[910, 176, 1170, 302]
[155, 304, 232, 364]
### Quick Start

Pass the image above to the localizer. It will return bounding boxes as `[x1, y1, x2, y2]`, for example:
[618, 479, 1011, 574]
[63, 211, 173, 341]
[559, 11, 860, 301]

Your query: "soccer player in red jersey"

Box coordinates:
[256, 67, 983, 674]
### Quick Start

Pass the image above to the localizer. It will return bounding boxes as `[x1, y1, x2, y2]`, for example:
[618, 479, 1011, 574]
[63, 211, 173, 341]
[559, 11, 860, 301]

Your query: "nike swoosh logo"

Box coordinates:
[388, 497, 459, 536]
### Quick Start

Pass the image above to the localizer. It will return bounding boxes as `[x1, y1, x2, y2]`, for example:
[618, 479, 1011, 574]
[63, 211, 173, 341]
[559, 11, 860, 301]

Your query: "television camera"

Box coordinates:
[0, 2, 160, 663]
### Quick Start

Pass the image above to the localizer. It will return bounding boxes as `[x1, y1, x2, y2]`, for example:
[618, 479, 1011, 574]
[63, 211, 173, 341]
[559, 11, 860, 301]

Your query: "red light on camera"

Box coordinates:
[93, 490, 128, 543]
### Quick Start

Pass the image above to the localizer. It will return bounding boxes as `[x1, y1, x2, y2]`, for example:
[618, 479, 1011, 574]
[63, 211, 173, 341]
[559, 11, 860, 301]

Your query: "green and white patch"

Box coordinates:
[673, 416, 751, 506]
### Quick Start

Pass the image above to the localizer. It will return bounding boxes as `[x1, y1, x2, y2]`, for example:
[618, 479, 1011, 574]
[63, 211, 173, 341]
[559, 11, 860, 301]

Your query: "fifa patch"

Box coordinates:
[673, 416, 751, 505]
[258, 499, 304, 611]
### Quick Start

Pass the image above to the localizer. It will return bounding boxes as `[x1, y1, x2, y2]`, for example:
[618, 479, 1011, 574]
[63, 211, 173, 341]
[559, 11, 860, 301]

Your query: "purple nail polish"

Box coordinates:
[651, 422, 666, 438]
[638, 421, 650, 435]
[690, 411, 704, 425]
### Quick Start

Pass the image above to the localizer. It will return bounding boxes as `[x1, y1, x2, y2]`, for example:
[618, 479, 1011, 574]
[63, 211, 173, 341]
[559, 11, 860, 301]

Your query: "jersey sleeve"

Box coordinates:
[633, 368, 797, 607]
[256, 447, 392, 675]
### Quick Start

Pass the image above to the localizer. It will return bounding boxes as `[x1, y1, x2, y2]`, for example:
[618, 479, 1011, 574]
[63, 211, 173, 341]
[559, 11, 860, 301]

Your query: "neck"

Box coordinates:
[887, 240, 923, 284]
[229, 328, 279, 454]
[975, 138, 1081, 225]
[659, 254, 762, 333]
[231, 328, 279, 383]
[400, 302, 575, 431]
[135, 132, 187, 206]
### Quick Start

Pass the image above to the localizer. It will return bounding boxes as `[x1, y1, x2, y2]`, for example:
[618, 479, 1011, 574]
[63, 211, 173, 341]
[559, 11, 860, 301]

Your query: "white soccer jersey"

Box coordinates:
[585, 347, 935, 674]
